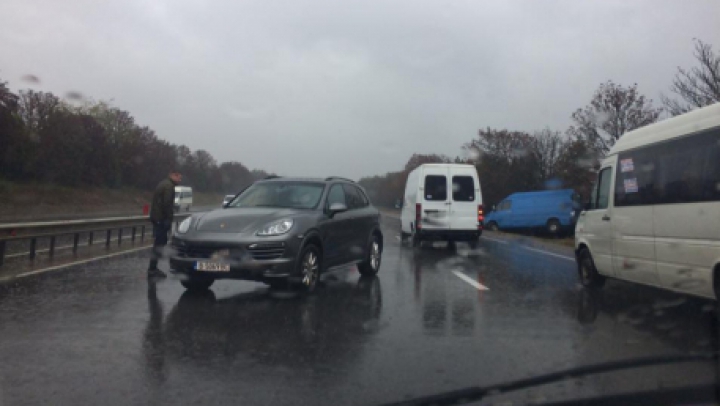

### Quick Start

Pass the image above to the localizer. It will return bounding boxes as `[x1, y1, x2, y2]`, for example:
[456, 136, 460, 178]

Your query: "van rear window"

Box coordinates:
[452, 176, 475, 201]
[424, 176, 447, 201]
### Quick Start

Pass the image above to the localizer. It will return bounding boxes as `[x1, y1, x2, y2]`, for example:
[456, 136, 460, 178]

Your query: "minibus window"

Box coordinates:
[596, 167, 612, 210]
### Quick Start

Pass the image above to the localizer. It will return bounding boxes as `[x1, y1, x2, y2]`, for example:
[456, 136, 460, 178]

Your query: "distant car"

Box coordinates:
[174, 186, 193, 212]
[170, 177, 383, 292]
[222, 195, 235, 206]
[485, 189, 581, 235]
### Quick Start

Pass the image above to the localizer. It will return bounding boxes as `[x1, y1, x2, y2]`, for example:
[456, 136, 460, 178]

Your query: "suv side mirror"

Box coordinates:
[328, 203, 348, 217]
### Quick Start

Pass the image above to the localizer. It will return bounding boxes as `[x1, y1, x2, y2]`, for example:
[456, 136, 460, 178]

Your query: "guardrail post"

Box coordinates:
[0, 241, 5, 267]
[106, 230, 112, 248]
[73, 233, 80, 254]
[131, 227, 136, 242]
[29, 238, 37, 260]
[118, 228, 123, 246]
[89, 232, 94, 246]
[49, 236, 56, 258]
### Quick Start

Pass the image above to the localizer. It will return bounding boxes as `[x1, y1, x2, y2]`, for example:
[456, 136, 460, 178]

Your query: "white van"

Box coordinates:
[400, 164, 483, 247]
[174, 186, 193, 212]
[575, 102, 720, 300]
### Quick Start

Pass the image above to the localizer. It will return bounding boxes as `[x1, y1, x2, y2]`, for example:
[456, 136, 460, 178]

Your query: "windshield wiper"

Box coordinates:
[377, 353, 718, 406]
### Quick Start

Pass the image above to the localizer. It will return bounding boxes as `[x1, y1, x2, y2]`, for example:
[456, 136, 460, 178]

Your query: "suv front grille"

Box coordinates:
[247, 243, 285, 260]
[173, 245, 220, 259]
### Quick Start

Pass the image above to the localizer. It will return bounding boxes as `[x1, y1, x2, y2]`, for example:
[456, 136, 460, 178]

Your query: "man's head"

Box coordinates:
[169, 170, 182, 184]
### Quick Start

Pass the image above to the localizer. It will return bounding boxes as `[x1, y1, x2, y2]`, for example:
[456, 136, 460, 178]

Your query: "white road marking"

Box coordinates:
[522, 246, 575, 262]
[482, 236, 508, 244]
[452, 270, 490, 291]
[0, 246, 151, 283]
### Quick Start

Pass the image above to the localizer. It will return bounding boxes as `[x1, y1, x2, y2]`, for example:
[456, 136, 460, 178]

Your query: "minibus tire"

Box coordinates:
[578, 248, 605, 289]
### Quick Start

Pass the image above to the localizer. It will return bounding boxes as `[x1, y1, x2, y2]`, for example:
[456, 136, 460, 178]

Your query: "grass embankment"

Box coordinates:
[0, 181, 222, 222]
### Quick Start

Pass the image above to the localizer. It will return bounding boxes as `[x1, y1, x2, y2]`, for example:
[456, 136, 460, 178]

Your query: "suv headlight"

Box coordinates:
[177, 217, 192, 234]
[257, 219, 294, 236]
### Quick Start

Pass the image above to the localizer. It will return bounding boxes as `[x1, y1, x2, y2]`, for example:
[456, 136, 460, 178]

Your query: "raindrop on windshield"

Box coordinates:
[65, 91, 84, 101]
[21, 74, 40, 84]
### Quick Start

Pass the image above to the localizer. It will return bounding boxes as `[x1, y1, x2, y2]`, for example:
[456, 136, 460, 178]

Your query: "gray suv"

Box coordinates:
[170, 177, 383, 291]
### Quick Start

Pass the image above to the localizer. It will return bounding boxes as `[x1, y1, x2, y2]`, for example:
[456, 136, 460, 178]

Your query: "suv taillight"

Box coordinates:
[478, 204, 484, 229]
[415, 203, 422, 230]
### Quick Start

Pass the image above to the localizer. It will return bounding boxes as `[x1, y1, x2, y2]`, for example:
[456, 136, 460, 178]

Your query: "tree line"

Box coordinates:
[359, 39, 720, 209]
[0, 86, 271, 193]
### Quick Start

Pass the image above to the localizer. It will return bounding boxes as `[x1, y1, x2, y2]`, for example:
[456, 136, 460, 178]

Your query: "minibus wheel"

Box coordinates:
[578, 248, 605, 289]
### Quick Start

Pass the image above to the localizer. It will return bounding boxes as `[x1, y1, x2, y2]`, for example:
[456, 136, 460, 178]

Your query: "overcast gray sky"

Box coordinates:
[1, 0, 718, 179]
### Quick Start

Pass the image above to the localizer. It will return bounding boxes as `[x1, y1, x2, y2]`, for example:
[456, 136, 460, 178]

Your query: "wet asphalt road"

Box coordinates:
[0, 217, 718, 406]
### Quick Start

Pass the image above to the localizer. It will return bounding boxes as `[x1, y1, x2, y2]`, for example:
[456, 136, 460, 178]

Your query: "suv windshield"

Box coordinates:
[227, 182, 325, 209]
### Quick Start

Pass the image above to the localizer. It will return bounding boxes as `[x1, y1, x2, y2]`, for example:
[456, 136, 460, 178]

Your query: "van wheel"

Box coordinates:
[546, 219, 561, 235]
[487, 221, 499, 231]
[411, 229, 421, 248]
[578, 248, 605, 289]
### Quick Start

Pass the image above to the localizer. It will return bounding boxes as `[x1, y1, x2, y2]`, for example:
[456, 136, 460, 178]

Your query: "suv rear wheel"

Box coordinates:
[359, 234, 382, 276]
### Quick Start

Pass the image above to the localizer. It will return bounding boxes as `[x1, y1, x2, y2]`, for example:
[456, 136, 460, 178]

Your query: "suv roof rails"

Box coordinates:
[325, 176, 355, 183]
[264, 175, 282, 180]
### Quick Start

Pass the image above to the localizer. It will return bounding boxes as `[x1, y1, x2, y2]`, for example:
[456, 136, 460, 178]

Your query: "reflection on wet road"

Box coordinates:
[0, 218, 717, 405]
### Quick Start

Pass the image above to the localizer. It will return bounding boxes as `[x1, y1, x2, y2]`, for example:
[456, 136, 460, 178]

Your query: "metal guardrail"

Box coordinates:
[0, 214, 191, 267]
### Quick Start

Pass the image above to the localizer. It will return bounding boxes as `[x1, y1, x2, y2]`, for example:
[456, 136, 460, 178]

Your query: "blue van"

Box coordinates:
[485, 189, 581, 234]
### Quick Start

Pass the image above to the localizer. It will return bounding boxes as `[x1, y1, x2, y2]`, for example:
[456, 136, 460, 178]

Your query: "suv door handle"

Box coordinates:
[602, 215, 611, 221]
[444, 202, 451, 205]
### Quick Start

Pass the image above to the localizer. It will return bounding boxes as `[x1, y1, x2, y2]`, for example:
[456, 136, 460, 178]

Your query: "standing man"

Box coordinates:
[148, 170, 182, 277]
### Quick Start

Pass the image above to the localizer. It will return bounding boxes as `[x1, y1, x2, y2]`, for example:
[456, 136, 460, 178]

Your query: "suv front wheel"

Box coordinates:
[298, 244, 321, 293]
[358, 234, 382, 276]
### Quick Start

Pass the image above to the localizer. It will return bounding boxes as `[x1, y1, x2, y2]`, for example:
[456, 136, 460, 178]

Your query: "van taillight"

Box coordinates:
[478, 204, 484, 229]
[415, 203, 422, 230]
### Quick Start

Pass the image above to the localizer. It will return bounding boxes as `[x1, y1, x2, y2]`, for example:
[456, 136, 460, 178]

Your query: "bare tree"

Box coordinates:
[17, 89, 61, 136]
[569, 81, 662, 154]
[530, 128, 565, 182]
[0, 77, 18, 111]
[466, 128, 535, 164]
[403, 153, 452, 172]
[662, 39, 720, 116]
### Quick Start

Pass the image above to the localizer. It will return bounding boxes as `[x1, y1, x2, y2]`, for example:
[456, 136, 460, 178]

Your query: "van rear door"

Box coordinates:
[421, 167, 451, 230]
[449, 167, 480, 230]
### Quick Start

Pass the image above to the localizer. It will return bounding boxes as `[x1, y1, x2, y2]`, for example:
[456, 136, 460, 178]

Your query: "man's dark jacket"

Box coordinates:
[150, 178, 176, 225]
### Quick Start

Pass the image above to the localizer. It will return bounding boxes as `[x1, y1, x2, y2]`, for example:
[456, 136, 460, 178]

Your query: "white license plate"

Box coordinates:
[195, 261, 230, 272]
